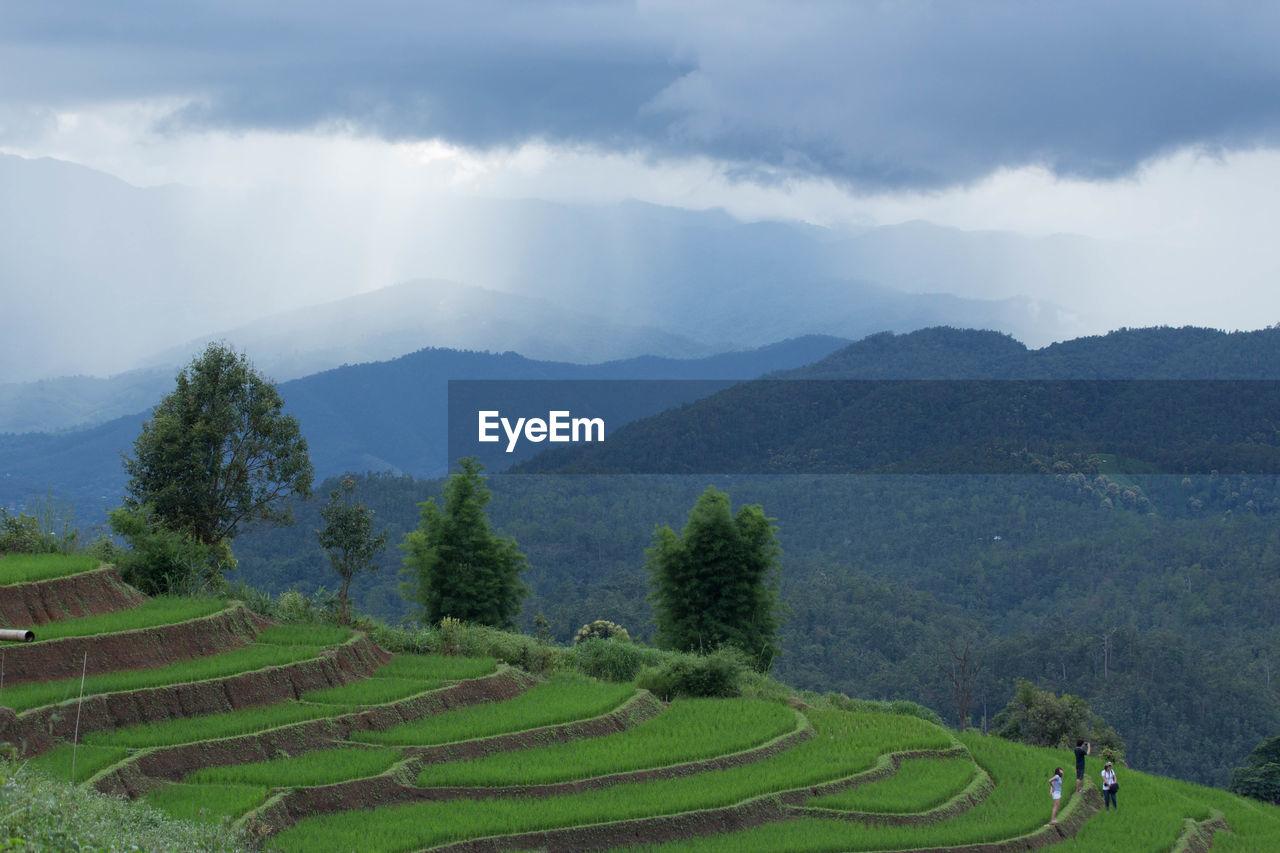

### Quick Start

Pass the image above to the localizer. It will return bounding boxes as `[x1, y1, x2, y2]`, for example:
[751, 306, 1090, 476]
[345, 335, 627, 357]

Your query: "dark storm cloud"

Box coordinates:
[5, 0, 1280, 189]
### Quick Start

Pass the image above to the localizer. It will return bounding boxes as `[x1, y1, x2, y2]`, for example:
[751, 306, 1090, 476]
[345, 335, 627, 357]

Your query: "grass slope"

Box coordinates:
[6, 573, 1280, 852]
[0, 552, 99, 585]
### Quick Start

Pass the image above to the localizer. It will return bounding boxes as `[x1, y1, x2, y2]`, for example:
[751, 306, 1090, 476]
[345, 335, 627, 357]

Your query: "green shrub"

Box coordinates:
[106, 504, 233, 595]
[571, 638, 650, 682]
[0, 508, 42, 553]
[2, 758, 250, 851]
[821, 693, 945, 727]
[574, 619, 631, 644]
[637, 647, 748, 700]
[0, 493, 80, 555]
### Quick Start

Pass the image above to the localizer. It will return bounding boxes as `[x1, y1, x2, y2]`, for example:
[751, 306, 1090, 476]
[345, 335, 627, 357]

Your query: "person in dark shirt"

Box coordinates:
[1073, 739, 1091, 792]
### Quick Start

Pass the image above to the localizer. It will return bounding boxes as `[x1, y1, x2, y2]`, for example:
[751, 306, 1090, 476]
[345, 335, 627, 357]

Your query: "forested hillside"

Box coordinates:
[236, 326, 1280, 790]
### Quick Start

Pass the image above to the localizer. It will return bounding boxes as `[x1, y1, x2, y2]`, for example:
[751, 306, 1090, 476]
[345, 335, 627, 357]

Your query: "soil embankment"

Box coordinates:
[0, 566, 144, 627]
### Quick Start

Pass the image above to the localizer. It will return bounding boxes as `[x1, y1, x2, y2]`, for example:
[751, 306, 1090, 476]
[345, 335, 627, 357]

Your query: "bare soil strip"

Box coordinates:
[248, 690, 667, 834]
[0, 603, 265, 687]
[0, 566, 144, 627]
[6, 633, 389, 758]
[93, 666, 535, 799]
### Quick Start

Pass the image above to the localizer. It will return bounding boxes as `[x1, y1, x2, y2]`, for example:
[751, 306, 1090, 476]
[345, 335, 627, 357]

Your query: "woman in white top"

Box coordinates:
[1101, 761, 1118, 810]
[1049, 766, 1064, 824]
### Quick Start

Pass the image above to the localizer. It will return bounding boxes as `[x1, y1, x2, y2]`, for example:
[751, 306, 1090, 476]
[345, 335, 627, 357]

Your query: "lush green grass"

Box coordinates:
[415, 698, 798, 787]
[609, 733, 1070, 852]
[272, 709, 951, 852]
[1191, 779, 1280, 853]
[1055, 760, 1254, 852]
[84, 701, 350, 749]
[3, 758, 250, 852]
[806, 755, 978, 813]
[369, 652, 496, 681]
[302, 653, 497, 706]
[25, 743, 130, 784]
[187, 746, 403, 788]
[145, 781, 268, 824]
[301, 678, 434, 706]
[0, 552, 100, 586]
[11, 596, 226, 643]
[0, 642, 323, 712]
[253, 623, 350, 646]
[351, 674, 636, 747]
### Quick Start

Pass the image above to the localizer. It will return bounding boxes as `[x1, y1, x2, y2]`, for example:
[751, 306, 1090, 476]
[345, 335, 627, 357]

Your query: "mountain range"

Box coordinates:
[0, 335, 848, 520]
[4, 152, 1120, 386]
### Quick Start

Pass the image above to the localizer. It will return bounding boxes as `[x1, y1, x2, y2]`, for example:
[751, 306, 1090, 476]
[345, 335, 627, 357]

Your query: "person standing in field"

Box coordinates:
[1101, 761, 1118, 810]
[1049, 767, 1064, 824]
[1073, 739, 1091, 792]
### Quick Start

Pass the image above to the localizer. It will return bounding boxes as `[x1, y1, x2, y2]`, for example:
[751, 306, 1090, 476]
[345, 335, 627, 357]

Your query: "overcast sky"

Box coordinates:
[4, 0, 1280, 361]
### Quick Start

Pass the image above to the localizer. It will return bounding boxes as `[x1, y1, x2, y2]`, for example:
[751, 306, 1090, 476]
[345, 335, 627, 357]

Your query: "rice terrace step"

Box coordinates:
[0, 554, 1275, 851]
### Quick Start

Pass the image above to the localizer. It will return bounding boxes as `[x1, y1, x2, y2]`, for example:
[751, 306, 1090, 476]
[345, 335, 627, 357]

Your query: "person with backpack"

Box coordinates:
[1101, 761, 1119, 810]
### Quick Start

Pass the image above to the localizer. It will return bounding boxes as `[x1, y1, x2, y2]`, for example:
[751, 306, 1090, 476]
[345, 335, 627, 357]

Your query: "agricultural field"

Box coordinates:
[0, 552, 99, 585]
[4, 564, 1280, 852]
[6, 595, 226, 642]
[1, 626, 338, 712]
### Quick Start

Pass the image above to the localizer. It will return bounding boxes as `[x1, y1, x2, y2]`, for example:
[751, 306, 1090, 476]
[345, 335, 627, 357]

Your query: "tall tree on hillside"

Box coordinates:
[317, 474, 389, 624]
[400, 457, 527, 628]
[123, 342, 313, 545]
[646, 486, 784, 670]
[993, 679, 1125, 754]
[115, 342, 313, 591]
[1230, 736, 1280, 804]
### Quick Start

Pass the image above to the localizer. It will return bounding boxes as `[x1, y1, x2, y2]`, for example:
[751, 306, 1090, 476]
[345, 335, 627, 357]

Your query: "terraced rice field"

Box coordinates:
[0, 552, 100, 584]
[5, 595, 226, 642]
[1, 626, 340, 712]
[5, 553, 1280, 852]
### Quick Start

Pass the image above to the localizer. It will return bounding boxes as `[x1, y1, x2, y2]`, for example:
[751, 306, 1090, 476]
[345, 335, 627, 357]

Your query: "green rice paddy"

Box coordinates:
[252, 624, 350, 646]
[0, 642, 320, 712]
[187, 746, 403, 788]
[83, 701, 349, 749]
[0, 552, 101, 586]
[14, 596, 227, 643]
[806, 755, 977, 813]
[25, 744, 129, 785]
[351, 674, 635, 747]
[272, 710, 952, 852]
[367, 652, 496, 681]
[415, 697, 798, 787]
[144, 781, 268, 824]
[301, 654, 497, 705]
[10, 567, 1280, 851]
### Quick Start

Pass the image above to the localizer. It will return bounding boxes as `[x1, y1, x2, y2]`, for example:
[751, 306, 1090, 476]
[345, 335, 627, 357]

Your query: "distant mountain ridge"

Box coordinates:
[517, 325, 1280, 474]
[0, 335, 849, 519]
[5, 153, 1109, 383]
[142, 279, 718, 381]
[786, 325, 1280, 379]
